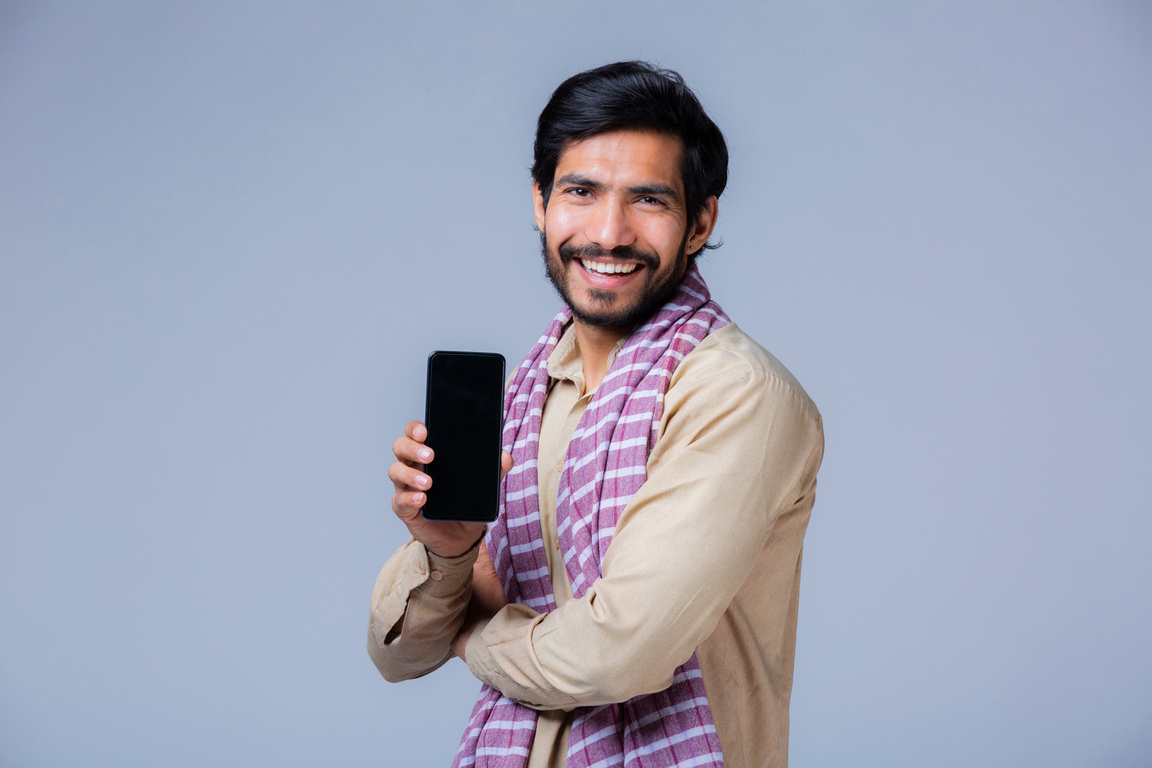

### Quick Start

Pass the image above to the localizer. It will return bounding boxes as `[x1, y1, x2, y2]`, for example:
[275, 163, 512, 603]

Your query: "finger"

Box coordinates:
[500, 450, 514, 481]
[406, 420, 428, 443]
[388, 460, 432, 494]
[392, 435, 434, 466]
[391, 488, 426, 521]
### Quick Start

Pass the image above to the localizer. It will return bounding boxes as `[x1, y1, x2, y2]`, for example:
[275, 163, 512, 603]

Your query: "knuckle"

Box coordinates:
[392, 493, 416, 520]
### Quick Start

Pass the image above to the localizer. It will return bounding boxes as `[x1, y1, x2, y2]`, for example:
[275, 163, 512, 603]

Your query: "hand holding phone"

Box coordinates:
[421, 351, 505, 523]
[387, 352, 506, 556]
[389, 420, 510, 558]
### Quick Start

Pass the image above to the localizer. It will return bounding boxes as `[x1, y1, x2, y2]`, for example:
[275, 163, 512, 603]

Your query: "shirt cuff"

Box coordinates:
[464, 603, 580, 711]
[423, 539, 482, 595]
[369, 537, 479, 648]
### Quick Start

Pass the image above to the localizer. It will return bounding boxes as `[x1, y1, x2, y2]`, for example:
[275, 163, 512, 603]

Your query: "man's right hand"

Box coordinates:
[388, 420, 512, 559]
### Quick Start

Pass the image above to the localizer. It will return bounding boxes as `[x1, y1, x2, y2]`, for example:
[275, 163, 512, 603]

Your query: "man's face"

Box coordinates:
[534, 130, 715, 330]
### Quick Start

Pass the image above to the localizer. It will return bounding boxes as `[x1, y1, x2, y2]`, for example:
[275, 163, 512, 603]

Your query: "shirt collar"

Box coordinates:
[545, 322, 626, 395]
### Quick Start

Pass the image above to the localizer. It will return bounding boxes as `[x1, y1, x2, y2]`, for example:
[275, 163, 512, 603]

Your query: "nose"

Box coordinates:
[584, 197, 636, 251]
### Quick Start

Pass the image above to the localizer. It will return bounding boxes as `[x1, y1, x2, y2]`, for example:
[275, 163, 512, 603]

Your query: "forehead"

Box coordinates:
[554, 130, 685, 192]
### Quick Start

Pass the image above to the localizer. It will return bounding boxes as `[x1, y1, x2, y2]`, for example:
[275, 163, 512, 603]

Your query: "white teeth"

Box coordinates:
[580, 259, 639, 275]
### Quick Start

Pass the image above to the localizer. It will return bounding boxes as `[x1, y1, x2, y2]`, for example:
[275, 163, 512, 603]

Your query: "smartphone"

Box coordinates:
[421, 351, 506, 523]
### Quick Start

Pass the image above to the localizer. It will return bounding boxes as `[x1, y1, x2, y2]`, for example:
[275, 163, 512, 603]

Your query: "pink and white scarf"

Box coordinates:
[452, 264, 730, 768]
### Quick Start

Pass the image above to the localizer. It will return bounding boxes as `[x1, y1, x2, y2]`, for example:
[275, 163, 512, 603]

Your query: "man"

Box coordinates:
[368, 61, 824, 768]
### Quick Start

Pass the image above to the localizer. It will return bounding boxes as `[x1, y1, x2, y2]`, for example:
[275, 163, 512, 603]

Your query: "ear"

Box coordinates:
[532, 181, 547, 232]
[686, 196, 719, 254]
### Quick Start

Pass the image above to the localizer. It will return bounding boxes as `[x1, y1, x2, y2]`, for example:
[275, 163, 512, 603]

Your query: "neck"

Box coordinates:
[572, 320, 631, 394]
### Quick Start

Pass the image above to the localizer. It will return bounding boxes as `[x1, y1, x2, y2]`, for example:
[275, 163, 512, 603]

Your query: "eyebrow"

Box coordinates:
[628, 183, 681, 202]
[554, 174, 603, 191]
[554, 174, 683, 204]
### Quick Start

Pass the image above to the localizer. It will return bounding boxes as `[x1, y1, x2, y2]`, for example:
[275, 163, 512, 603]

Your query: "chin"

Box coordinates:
[542, 235, 687, 331]
[570, 293, 650, 329]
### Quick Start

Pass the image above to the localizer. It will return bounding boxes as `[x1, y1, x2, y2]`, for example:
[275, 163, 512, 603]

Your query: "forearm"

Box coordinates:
[464, 467, 773, 710]
[367, 538, 478, 682]
[464, 596, 684, 711]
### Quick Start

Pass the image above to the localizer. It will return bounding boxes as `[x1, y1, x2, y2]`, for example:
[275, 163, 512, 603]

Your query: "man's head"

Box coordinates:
[532, 61, 728, 262]
[532, 62, 728, 331]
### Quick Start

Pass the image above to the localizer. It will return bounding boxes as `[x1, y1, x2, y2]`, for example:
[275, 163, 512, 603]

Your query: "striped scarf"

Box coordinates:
[453, 264, 730, 768]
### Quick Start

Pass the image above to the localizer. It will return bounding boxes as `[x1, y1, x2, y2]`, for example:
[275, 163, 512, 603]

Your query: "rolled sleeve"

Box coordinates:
[367, 537, 479, 682]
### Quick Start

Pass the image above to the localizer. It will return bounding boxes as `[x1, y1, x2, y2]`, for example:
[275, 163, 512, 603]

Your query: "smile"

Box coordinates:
[580, 259, 640, 276]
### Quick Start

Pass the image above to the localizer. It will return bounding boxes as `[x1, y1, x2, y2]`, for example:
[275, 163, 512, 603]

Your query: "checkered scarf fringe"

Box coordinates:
[452, 265, 729, 768]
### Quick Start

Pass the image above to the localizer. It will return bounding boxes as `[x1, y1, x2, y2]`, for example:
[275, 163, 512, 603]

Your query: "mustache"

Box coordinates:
[557, 242, 660, 271]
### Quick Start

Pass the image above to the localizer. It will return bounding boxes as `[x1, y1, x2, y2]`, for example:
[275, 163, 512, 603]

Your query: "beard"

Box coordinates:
[541, 232, 689, 330]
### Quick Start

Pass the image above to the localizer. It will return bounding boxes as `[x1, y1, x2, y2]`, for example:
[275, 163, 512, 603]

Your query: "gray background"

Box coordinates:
[2, 2, 1150, 766]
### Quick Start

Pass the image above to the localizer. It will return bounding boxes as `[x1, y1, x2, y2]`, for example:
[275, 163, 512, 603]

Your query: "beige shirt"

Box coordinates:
[369, 322, 824, 768]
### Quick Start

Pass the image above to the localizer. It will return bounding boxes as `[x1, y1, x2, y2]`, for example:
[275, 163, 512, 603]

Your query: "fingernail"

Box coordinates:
[412, 492, 424, 504]
[416, 474, 430, 488]
[417, 448, 432, 462]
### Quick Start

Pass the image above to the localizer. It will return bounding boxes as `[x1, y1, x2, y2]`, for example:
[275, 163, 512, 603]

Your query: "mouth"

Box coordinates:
[579, 258, 640, 276]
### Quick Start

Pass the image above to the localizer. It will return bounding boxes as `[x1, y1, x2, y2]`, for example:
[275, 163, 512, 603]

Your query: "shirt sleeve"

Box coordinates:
[367, 537, 479, 682]
[464, 331, 825, 709]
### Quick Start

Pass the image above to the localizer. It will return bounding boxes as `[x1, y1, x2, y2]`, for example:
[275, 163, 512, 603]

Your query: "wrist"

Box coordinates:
[425, 527, 487, 559]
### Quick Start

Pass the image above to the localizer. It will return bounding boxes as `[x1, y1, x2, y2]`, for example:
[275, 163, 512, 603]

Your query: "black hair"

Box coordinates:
[532, 61, 728, 258]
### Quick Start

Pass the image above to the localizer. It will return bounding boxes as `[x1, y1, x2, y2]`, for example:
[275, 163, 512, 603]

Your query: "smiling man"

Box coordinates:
[368, 62, 824, 768]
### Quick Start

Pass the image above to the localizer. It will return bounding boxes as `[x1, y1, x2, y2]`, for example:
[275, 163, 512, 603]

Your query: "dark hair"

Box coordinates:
[532, 61, 728, 258]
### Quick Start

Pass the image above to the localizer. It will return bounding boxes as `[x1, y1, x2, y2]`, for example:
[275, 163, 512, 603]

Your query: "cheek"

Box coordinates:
[645, 224, 688, 262]
[544, 208, 582, 242]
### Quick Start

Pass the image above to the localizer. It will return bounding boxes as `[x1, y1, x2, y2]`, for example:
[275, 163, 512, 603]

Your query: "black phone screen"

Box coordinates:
[421, 351, 505, 522]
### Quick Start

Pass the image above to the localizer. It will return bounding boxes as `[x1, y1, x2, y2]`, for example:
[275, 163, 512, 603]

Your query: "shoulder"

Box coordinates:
[664, 322, 822, 432]
[649, 322, 824, 527]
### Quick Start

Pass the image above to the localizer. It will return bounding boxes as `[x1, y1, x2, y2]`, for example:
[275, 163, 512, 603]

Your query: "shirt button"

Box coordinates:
[556, 459, 564, 472]
[417, 563, 426, 575]
[554, 536, 560, 549]
[430, 570, 443, 581]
